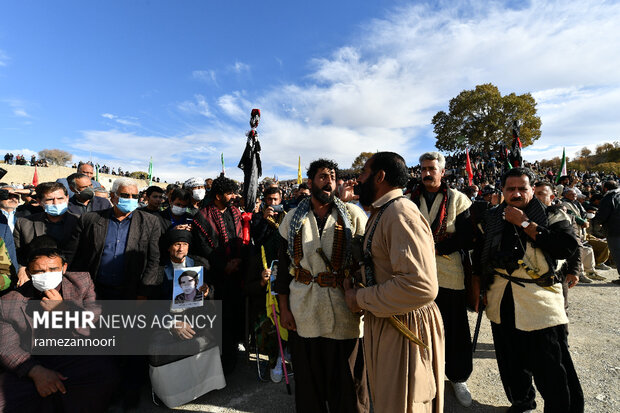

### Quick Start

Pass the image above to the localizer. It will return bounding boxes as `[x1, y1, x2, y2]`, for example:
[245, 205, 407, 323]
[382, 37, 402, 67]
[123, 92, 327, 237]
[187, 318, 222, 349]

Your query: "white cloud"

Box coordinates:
[4, 100, 31, 118]
[13, 108, 29, 118]
[245, 0, 620, 173]
[217, 92, 248, 120]
[100, 113, 140, 127]
[231, 61, 250, 73]
[0, 50, 8, 66]
[69, 1, 620, 180]
[192, 70, 217, 84]
[70, 128, 246, 183]
[177, 94, 213, 118]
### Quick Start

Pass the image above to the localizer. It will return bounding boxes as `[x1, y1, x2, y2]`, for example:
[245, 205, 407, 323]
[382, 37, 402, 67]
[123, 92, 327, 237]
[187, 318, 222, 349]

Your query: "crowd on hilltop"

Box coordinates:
[72, 162, 162, 183]
[0, 147, 618, 412]
[3, 152, 48, 167]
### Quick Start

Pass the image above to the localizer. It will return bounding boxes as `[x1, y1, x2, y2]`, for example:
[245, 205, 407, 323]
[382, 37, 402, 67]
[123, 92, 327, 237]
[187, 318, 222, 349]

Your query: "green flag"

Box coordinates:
[147, 157, 153, 186]
[95, 165, 99, 182]
[555, 148, 566, 184]
[221, 153, 225, 175]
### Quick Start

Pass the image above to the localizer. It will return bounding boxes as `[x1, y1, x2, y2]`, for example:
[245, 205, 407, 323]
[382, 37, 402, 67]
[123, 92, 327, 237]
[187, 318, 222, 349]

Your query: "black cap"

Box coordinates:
[166, 228, 192, 247]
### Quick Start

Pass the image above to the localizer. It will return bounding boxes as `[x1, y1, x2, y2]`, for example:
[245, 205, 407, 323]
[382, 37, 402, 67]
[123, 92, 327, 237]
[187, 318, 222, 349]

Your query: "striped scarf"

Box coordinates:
[194, 203, 243, 253]
[287, 196, 353, 267]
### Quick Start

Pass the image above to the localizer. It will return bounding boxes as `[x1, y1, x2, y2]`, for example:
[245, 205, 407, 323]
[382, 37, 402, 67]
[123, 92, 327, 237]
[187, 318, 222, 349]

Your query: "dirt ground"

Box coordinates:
[136, 268, 619, 413]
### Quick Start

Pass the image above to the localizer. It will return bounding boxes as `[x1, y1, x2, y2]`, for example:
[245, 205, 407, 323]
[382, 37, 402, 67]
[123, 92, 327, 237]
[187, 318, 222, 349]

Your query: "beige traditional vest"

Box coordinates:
[279, 203, 367, 339]
[416, 188, 471, 290]
[485, 210, 570, 331]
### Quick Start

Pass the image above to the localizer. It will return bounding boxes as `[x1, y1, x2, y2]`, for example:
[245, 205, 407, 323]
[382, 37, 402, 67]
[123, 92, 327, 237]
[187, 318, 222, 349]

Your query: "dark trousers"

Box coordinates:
[491, 284, 584, 413]
[288, 332, 369, 413]
[220, 288, 245, 375]
[435, 287, 473, 382]
[0, 355, 119, 413]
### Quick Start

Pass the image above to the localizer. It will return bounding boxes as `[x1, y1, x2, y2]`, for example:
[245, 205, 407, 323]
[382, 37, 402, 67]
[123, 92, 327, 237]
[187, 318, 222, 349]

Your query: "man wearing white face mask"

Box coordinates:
[0, 243, 120, 411]
[65, 177, 161, 301]
[184, 177, 206, 216]
[158, 188, 193, 232]
[13, 182, 79, 287]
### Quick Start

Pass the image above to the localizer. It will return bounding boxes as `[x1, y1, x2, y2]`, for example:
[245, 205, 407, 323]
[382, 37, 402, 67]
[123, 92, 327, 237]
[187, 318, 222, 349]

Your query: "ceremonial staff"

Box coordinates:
[238, 109, 262, 210]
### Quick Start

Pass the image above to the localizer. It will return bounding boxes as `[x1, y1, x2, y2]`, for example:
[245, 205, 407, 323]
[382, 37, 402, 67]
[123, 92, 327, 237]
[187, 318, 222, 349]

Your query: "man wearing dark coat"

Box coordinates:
[0, 247, 119, 412]
[476, 168, 583, 412]
[191, 176, 246, 374]
[67, 173, 111, 216]
[64, 178, 161, 300]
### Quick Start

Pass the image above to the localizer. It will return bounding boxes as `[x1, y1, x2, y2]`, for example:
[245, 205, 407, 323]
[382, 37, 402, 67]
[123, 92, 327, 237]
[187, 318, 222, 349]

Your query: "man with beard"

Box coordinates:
[477, 168, 583, 412]
[191, 176, 245, 374]
[344, 152, 445, 413]
[408, 151, 475, 407]
[275, 159, 369, 413]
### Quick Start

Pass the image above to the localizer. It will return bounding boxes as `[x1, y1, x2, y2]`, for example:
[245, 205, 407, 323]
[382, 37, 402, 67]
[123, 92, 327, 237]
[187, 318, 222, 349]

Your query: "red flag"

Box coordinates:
[32, 166, 39, 187]
[241, 212, 252, 245]
[465, 149, 474, 186]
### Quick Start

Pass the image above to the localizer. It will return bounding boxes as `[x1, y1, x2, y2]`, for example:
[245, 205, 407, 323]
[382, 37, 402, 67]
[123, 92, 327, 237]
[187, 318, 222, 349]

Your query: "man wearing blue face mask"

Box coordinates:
[65, 177, 161, 301]
[13, 182, 80, 287]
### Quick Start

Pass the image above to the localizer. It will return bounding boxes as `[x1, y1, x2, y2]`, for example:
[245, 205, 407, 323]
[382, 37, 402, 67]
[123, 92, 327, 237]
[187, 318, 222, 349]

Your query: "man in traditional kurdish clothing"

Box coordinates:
[408, 151, 475, 407]
[191, 176, 245, 374]
[274, 159, 369, 413]
[477, 168, 583, 413]
[343, 152, 445, 413]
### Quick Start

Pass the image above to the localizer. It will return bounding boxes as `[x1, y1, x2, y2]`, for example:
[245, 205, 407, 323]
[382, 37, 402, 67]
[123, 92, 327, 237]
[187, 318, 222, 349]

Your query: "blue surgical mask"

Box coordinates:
[44, 203, 68, 216]
[116, 197, 138, 214]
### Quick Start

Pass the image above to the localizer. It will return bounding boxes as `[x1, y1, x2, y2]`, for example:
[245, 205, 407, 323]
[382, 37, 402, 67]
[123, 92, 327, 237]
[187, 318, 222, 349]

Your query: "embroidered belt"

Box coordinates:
[294, 267, 345, 288]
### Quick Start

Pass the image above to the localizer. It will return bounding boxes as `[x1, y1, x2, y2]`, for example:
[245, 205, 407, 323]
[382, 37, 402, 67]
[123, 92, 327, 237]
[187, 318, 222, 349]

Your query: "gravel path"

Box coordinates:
[137, 270, 619, 412]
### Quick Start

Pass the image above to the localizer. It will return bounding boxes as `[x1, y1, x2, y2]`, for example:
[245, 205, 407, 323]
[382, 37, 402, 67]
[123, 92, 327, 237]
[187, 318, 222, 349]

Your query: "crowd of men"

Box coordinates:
[0, 149, 618, 413]
[3, 153, 48, 167]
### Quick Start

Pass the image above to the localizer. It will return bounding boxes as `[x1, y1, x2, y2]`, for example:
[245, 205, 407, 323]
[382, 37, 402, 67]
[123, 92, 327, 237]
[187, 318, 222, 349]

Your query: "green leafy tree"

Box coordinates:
[431, 83, 542, 152]
[351, 152, 374, 173]
[38, 149, 73, 166]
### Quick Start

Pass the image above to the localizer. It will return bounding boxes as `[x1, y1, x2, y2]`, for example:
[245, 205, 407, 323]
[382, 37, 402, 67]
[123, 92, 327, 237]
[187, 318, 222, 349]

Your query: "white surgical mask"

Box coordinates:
[31, 271, 63, 292]
[586, 212, 595, 219]
[171, 205, 186, 216]
[192, 189, 206, 201]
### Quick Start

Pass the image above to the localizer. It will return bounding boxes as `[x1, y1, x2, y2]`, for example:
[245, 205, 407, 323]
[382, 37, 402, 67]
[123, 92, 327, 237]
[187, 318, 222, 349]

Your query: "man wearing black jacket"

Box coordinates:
[477, 168, 583, 413]
[67, 173, 111, 216]
[191, 176, 246, 374]
[65, 177, 161, 300]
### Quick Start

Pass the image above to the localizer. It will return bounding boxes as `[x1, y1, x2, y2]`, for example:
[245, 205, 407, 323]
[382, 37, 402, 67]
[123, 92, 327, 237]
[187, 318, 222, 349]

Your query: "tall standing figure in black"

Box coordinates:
[238, 109, 262, 211]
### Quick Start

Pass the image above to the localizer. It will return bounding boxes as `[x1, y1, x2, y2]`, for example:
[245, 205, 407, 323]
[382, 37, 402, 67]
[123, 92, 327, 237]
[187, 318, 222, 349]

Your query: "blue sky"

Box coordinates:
[1, 0, 619, 183]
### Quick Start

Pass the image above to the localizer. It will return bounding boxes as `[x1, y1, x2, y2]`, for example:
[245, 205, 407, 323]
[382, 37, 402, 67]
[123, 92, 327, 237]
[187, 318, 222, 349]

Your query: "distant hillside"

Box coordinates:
[0, 163, 166, 190]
